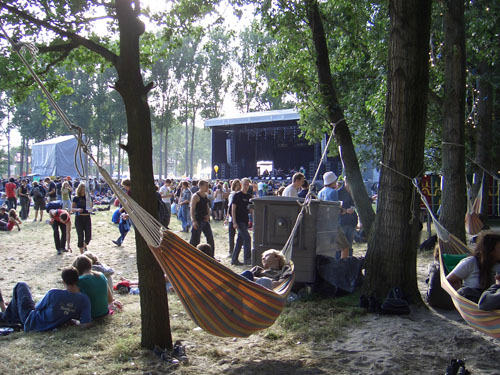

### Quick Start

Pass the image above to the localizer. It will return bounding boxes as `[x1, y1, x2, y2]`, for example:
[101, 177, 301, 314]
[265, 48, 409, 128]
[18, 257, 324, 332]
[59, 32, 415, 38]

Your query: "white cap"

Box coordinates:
[323, 171, 337, 186]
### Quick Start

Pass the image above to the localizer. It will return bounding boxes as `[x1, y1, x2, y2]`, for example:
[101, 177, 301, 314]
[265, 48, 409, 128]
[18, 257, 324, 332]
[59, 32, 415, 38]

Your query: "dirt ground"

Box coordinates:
[1, 208, 499, 375]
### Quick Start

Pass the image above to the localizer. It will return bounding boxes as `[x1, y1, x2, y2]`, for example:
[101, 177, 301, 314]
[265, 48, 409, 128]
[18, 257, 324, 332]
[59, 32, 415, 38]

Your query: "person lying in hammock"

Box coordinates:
[241, 249, 293, 290]
[446, 231, 500, 302]
[478, 273, 500, 311]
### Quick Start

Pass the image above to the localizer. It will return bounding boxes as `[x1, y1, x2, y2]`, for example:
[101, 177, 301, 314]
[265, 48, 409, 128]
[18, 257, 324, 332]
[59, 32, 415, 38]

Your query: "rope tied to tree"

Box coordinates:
[379, 161, 425, 225]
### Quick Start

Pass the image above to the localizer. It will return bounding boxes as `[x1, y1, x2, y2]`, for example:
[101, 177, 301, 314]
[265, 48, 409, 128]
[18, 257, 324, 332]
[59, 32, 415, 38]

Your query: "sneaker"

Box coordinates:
[112, 240, 122, 247]
[153, 345, 179, 365]
[231, 261, 243, 266]
[172, 340, 188, 364]
[57, 250, 62, 255]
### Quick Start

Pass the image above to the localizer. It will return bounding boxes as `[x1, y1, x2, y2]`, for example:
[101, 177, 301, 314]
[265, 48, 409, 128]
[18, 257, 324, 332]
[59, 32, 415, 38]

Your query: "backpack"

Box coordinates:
[32, 186, 45, 199]
[379, 287, 411, 315]
[45, 200, 63, 213]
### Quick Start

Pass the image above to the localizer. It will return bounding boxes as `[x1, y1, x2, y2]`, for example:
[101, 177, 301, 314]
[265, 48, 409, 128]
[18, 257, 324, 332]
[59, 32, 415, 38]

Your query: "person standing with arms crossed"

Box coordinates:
[231, 178, 253, 265]
[189, 180, 215, 257]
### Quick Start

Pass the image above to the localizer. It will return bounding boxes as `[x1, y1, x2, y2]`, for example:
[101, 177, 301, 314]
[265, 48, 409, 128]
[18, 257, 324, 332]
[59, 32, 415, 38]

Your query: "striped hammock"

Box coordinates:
[98, 164, 296, 337]
[437, 234, 500, 339]
[465, 175, 484, 236]
[149, 230, 295, 337]
[414, 179, 500, 339]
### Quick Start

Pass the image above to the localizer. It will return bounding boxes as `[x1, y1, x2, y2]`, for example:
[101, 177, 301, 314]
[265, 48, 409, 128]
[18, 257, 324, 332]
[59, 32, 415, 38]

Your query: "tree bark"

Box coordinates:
[114, 0, 172, 349]
[158, 124, 163, 180]
[304, 0, 375, 234]
[164, 123, 169, 178]
[20, 137, 25, 177]
[475, 64, 493, 219]
[440, 0, 466, 242]
[117, 128, 122, 179]
[190, 111, 196, 178]
[363, 0, 432, 302]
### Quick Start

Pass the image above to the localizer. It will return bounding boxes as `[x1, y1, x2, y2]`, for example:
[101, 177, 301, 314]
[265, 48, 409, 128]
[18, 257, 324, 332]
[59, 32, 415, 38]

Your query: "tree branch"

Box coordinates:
[0, 1, 118, 65]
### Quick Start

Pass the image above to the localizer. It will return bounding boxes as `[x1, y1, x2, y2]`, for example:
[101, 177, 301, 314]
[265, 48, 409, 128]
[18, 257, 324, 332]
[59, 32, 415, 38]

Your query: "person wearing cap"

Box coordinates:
[318, 171, 339, 201]
[282, 172, 305, 198]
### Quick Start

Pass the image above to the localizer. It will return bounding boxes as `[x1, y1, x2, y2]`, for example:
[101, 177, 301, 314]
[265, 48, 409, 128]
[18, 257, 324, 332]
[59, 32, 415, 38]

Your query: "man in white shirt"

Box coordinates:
[282, 172, 305, 198]
[159, 179, 172, 205]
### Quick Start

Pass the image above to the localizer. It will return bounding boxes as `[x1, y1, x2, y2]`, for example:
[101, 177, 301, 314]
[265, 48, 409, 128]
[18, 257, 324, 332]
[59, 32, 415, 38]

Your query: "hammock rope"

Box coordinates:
[2, 25, 341, 336]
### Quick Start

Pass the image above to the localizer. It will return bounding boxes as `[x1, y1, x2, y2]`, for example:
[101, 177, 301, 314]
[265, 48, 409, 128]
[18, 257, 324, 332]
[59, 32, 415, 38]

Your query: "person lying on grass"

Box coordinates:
[0, 267, 91, 331]
[240, 249, 293, 289]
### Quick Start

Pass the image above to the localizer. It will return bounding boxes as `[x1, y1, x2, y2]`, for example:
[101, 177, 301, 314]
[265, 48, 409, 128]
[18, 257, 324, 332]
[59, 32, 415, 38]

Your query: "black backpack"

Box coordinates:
[379, 287, 411, 315]
[45, 200, 63, 213]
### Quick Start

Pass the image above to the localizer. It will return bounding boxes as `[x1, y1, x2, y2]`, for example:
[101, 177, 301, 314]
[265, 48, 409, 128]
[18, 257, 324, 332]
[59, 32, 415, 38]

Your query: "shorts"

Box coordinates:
[34, 199, 46, 211]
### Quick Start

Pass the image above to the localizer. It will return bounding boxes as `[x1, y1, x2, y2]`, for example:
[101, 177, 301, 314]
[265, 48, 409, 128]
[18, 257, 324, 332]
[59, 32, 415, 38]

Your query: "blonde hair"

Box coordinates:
[76, 183, 86, 197]
[83, 251, 99, 265]
[262, 249, 286, 269]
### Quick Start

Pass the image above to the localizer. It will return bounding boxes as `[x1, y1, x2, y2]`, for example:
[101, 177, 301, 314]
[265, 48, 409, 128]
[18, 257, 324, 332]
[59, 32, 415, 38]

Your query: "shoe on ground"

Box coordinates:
[172, 340, 188, 364]
[231, 261, 243, 266]
[57, 250, 62, 255]
[112, 240, 122, 246]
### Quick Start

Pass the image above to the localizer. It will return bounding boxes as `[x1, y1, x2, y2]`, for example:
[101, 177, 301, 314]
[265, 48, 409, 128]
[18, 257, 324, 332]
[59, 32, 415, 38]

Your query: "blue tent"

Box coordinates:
[31, 135, 78, 177]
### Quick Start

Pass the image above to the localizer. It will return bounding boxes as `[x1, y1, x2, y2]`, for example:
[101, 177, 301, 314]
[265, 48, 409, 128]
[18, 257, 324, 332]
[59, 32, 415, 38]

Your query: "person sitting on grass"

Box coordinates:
[8, 209, 22, 231]
[73, 255, 122, 319]
[0, 267, 91, 331]
[0, 206, 9, 231]
[240, 249, 293, 290]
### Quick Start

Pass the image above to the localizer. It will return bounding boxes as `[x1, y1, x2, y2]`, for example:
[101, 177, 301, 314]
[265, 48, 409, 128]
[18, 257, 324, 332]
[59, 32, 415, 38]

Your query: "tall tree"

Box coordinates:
[304, 0, 375, 234]
[0, 0, 183, 349]
[440, 0, 466, 242]
[363, 0, 432, 300]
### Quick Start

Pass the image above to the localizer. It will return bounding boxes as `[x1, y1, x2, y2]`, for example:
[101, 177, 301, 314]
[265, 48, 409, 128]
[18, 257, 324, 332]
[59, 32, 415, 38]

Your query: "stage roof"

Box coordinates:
[204, 109, 299, 128]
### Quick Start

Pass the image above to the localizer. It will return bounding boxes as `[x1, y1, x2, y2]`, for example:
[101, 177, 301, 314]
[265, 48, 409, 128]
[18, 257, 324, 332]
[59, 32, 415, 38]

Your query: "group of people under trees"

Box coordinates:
[0, 251, 120, 332]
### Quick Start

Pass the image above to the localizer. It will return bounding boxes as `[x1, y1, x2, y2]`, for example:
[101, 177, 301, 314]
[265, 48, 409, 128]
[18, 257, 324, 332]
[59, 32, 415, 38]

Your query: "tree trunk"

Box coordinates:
[109, 141, 113, 176]
[305, 0, 375, 234]
[7, 128, 11, 178]
[114, 0, 172, 350]
[440, 0, 466, 242]
[190, 112, 196, 178]
[20, 137, 25, 177]
[475, 65, 493, 219]
[158, 125, 163, 180]
[117, 128, 122, 179]
[164, 123, 169, 178]
[363, 0, 432, 302]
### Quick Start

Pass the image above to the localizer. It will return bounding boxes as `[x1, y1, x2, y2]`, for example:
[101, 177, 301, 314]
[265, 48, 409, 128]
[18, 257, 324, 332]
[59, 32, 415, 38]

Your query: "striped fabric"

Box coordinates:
[438, 236, 500, 339]
[148, 230, 295, 337]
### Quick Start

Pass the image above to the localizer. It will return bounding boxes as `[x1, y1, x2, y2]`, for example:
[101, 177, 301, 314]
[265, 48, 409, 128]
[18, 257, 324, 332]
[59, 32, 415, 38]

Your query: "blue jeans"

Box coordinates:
[0, 282, 35, 325]
[228, 222, 235, 256]
[232, 222, 251, 264]
[116, 219, 130, 245]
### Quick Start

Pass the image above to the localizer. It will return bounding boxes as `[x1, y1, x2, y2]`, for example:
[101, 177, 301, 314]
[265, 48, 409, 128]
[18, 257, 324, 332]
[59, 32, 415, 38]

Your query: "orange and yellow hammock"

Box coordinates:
[148, 230, 295, 337]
